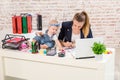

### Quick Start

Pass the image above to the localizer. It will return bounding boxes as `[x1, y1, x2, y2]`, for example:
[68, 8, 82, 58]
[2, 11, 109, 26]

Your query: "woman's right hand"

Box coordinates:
[63, 42, 73, 48]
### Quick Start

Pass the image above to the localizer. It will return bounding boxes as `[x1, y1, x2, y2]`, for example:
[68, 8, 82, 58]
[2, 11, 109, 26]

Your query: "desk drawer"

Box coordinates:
[4, 58, 100, 80]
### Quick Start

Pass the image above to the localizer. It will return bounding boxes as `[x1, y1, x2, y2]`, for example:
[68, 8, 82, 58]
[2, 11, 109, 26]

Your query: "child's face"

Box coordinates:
[49, 26, 58, 35]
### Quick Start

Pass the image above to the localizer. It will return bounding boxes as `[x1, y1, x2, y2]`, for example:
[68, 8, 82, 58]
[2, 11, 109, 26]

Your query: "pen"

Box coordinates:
[76, 56, 95, 59]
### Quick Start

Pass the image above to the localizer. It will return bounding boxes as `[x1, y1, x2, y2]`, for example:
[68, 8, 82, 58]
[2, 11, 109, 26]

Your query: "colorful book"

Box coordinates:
[27, 16, 32, 33]
[17, 16, 22, 34]
[22, 16, 28, 33]
[37, 14, 42, 30]
[12, 16, 17, 34]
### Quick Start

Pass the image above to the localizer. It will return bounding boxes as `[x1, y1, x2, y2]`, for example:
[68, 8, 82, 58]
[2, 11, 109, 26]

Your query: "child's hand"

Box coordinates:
[39, 32, 43, 36]
[36, 32, 43, 36]
[40, 44, 48, 49]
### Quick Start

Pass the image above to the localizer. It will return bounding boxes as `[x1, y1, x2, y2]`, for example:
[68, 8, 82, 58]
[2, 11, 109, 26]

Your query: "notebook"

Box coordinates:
[72, 38, 104, 59]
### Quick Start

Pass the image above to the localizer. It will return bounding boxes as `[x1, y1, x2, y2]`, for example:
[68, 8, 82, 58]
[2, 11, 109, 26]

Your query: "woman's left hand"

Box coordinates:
[71, 41, 75, 48]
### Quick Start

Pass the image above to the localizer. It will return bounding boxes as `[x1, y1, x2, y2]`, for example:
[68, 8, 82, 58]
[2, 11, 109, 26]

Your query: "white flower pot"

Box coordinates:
[95, 54, 103, 61]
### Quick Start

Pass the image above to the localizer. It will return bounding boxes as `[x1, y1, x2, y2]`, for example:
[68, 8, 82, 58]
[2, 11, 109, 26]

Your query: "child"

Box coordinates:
[32, 20, 63, 51]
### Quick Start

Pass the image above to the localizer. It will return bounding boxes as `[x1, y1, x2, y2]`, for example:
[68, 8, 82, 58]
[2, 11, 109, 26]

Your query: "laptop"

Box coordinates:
[72, 38, 104, 59]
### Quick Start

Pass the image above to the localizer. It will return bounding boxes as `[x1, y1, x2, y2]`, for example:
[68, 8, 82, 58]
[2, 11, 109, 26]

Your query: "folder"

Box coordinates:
[37, 14, 42, 30]
[22, 16, 28, 33]
[17, 16, 22, 34]
[12, 16, 17, 34]
[27, 16, 32, 33]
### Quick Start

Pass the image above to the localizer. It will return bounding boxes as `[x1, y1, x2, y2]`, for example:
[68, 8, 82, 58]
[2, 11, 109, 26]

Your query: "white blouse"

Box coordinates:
[71, 33, 80, 42]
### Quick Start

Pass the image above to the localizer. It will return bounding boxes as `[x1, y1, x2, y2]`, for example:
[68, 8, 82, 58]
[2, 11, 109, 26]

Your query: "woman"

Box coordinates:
[58, 11, 93, 48]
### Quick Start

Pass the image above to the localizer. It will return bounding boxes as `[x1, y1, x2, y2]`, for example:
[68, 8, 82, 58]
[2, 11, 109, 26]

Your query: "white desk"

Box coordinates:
[0, 48, 115, 80]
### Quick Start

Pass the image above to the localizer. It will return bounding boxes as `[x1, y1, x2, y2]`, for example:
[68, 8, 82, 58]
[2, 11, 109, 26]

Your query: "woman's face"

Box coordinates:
[72, 19, 85, 31]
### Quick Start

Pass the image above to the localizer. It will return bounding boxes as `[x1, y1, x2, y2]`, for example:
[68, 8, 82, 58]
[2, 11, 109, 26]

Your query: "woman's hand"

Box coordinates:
[71, 41, 76, 48]
[63, 42, 73, 48]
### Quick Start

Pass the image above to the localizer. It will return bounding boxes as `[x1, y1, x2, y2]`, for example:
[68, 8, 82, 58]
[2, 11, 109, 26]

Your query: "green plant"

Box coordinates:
[92, 42, 106, 55]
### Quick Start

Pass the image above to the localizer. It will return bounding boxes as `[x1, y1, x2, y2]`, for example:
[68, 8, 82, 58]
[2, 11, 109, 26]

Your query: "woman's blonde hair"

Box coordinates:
[73, 11, 90, 38]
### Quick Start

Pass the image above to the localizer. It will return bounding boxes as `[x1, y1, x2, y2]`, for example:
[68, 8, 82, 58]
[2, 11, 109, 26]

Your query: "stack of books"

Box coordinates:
[12, 13, 32, 34]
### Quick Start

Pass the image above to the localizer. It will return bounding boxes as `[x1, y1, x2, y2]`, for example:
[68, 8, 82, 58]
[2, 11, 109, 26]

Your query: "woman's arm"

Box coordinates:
[55, 40, 63, 51]
[58, 25, 65, 41]
[58, 21, 73, 48]
[59, 40, 73, 48]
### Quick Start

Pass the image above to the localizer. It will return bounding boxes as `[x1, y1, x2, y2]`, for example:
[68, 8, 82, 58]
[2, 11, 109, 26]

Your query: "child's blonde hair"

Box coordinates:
[49, 20, 58, 25]
[49, 20, 60, 27]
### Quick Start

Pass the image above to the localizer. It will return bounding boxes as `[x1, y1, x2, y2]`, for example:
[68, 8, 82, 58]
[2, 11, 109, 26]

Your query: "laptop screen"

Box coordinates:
[74, 38, 104, 58]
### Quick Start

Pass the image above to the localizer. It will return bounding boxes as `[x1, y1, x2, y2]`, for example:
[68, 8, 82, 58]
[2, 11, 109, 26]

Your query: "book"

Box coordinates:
[12, 16, 17, 33]
[37, 14, 42, 30]
[17, 16, 22, 34]
[27, 16, 32, 33]
[22, 16, 28, 33]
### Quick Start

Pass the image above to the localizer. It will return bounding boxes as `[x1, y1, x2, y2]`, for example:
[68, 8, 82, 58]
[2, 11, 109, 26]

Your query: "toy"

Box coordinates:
[46, 47, 56, 56]
[39, 49, 47, 55]
[58, 49, 65, 57]
[21, 43, 28, 49]
[19, 42, 29, 50]
[104, 50, 112, 54]
[31, 42, 38, 53]
[1, 34, 29, 50]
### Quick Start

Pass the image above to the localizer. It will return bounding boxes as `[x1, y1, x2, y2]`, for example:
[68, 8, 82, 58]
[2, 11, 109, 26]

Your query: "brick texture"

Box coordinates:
[0, 0, 120, 48]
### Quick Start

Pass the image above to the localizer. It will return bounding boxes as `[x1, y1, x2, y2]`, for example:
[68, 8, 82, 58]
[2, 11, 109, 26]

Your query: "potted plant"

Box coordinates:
[92, 42, 106, 60]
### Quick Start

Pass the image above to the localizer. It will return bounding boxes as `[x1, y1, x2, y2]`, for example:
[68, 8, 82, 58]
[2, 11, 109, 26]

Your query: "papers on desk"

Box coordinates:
[64, 48, 77, 58]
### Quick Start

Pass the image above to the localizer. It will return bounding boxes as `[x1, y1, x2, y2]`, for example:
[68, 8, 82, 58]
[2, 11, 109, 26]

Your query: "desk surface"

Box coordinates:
[0, 48, 115, 69]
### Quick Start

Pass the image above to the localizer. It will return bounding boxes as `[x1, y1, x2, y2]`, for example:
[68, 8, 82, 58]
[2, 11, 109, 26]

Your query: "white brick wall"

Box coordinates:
[0, 0, 120, 48]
